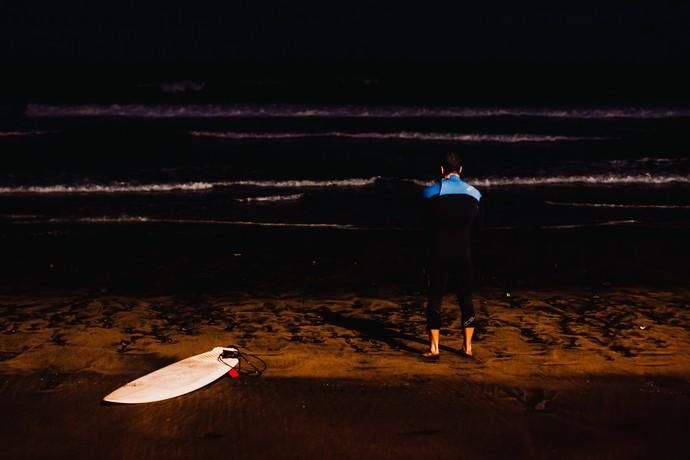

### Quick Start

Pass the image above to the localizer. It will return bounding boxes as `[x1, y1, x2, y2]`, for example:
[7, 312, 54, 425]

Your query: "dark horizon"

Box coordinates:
[5, 60, 690, 107]
[2, 2, 690, 106]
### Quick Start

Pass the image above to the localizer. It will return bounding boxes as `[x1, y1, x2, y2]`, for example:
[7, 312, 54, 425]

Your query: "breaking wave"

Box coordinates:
[0, 179, 379, 194]
[414, 175, 690, 188]
[0, 130, 57, 137]
[489, 220, 640, 230]
[545, 201, 690, 209]
[0, 182, 217, 194]
[8, 216, 360, 230]
[5, 215, 643, 231]
[2, 174, 688, 195]
[26, 104, 690, 119]
[236, 193, 304, 203]
[189, 131, 602, 143]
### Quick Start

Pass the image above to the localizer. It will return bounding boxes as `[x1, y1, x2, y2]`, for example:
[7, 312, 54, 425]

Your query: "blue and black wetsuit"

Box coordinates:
[422, 175, 481, 330]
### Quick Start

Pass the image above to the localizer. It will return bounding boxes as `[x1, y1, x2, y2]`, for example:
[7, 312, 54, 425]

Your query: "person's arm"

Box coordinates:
[472, 194, 485, 236]
[415, 187, 434, 280]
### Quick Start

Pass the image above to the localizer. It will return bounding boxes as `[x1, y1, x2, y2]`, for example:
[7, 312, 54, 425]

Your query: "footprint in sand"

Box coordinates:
[39, 371, 67, 391]
[50, 332, 67, 346]
[117, 339, 130, 353]
[0, 351, 22, 361]
[609, 343, 639, 358]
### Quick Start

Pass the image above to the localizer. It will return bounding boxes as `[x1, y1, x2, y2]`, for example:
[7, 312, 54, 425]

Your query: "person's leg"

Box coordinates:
[463, 327, 474, 356]
[425, 265, 446, 357]
[455, 264, 476, 356]
[427, 329, 440, 355]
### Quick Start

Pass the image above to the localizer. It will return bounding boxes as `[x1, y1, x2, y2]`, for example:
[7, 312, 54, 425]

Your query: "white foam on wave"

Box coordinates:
[236, 193, 304, 203]
[0, 213, 42, 219]
[487, 220, 640, 230]
[7, 215, 644, 231]
[540, 220, 639, 229]
[228, 177, 380, 188]
[173, 219, 358, 229]
[26, 104, 690, 119]
[0, 130, 57, 137]
[12, 216, 360, 230]
[414, 174, 690, 188]
[0, 178, 379, 195]
[190, 131, 602, 143]
[2, 173, 689, 195]
[608, 157, 689, 168]
[545, 201, 690, 209]
[0, 182, 216, 194]
[74, 216, 152, 223]
[474, 175, 690, 187]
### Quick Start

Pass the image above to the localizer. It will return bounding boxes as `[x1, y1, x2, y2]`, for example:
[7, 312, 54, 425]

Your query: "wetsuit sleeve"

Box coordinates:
[418, 190, 436, 269]
[472, 192, 485, 236]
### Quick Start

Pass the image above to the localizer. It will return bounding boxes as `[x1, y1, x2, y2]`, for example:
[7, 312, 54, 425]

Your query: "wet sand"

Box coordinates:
[2, 287, 690, 459]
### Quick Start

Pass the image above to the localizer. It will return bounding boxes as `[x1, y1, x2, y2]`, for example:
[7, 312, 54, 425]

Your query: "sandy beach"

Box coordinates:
[2, 286, 689, 459]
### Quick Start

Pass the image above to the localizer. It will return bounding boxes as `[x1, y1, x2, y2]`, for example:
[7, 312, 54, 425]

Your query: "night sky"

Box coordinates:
[2, 1, 690, 103]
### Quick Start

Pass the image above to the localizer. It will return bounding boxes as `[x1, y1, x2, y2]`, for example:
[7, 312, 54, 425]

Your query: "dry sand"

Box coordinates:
[2, 287, 690, 459]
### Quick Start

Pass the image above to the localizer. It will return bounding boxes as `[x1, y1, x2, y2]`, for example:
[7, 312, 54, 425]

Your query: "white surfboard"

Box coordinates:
[104, 346, 240, 404]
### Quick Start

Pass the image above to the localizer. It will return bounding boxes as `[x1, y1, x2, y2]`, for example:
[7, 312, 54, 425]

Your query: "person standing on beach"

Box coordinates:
[421, 152, 481, 360]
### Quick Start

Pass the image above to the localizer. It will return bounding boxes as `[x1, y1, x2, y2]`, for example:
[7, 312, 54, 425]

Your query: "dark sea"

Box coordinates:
[2, 103, 690, 292]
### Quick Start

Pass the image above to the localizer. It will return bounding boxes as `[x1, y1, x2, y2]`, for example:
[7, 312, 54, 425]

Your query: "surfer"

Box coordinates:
[421, 152, 481, 360]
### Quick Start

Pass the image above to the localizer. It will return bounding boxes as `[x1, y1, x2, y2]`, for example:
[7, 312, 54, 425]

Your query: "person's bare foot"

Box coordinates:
[421, 350, 440, 361]
[460, 347, 473, 358]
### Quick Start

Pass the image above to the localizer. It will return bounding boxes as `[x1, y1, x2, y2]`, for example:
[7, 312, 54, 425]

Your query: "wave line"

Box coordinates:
[0, 182, 216, 194]
[545, 201, 690, 209]
[3, 173, 689, 195]
[8, 216, 360, 230]
[415, 174, 690, 187]
[190, 131, 604, 143]
[0, 130, 57, 137]
[26, 104, 690, 119]
[5, 215, 644, 231]
[236, 193, 304, 203]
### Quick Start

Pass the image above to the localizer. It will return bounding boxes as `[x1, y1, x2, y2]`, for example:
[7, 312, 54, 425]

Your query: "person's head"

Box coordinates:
[440, 152, 463, 177]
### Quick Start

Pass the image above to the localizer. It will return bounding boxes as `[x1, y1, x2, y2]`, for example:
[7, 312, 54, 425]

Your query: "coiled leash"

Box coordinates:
[217, 346, 267, 379]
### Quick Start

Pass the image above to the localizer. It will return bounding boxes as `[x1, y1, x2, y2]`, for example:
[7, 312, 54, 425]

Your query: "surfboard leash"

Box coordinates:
[217, 346, 267, 378]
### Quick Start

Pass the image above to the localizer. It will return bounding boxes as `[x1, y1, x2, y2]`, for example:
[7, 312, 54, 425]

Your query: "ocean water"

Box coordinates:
[1, 103, 690, 288]
[2, 103, 690, 229]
